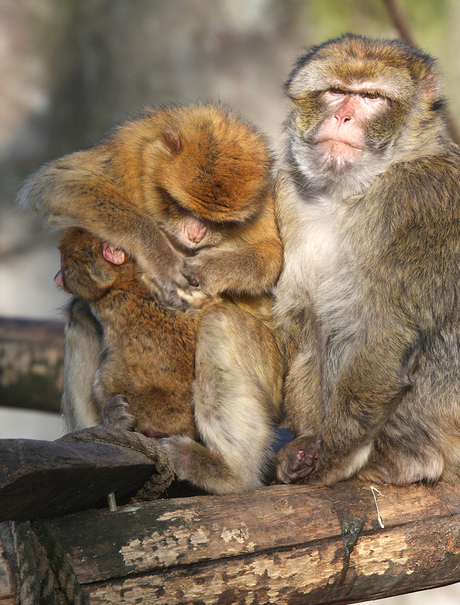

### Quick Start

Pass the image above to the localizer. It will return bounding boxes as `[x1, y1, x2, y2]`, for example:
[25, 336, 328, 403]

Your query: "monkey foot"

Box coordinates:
[357, 463, 392, 484]
[275, 436, 321, 484]
[102, 394, 137, 430]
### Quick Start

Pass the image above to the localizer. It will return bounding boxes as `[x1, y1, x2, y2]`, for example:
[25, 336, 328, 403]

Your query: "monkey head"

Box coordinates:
[120, 104, 274, 252]
[284, 34, 446, 194]
[55, 227, 129, 301]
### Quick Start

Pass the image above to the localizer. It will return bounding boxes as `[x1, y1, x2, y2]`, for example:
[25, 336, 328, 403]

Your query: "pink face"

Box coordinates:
[179, 214, 208, 249]
[315, 85, 389, 164]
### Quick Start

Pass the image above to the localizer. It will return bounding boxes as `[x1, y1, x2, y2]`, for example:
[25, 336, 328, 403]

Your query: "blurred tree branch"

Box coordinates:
[381, 0, 460, 144]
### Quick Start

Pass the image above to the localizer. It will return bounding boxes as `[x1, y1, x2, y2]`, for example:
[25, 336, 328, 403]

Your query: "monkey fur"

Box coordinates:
[20, 103, 283, 494]
[56, 227, 199, 439]
[19, 102, 282, 308]
[274, 34, 460, 487]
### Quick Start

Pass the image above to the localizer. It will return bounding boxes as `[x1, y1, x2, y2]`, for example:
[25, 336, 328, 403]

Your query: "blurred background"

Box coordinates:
[1, 1, 460, 601]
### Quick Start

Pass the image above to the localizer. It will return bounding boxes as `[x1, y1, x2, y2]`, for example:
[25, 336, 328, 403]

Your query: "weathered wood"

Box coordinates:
[0, 438, 167, 521]
[2, 480, 460, 604]
[0, 316, 64, 413]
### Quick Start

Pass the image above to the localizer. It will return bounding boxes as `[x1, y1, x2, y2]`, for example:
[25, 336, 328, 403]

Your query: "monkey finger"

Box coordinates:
[180, 264, 199, 288]
[186, 274, 199, 288]
[102, 394, 137, 430]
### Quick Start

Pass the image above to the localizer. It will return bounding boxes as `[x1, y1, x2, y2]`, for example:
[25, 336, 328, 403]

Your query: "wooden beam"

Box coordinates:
[0, 317, 64, 414]
[2, 480, 460, 604]
[0, 432, 176, 521]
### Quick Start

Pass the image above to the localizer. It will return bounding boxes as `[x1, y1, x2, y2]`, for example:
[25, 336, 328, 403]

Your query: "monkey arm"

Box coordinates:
[184, 238, 283, 297]
[18, 158, 192, 306]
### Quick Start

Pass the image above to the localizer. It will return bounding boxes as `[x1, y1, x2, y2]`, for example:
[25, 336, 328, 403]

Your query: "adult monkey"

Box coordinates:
[274, 34, 460, 487]
[19, 103, 283, 494]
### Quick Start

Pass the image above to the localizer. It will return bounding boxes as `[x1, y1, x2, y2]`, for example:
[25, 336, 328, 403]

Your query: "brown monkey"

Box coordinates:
[55, 227, 199, 440]
[20, 103, 283, 494]
[274, 34, 460, 487]
[55, 227, 283, 494]
[19, 103, 281, 307]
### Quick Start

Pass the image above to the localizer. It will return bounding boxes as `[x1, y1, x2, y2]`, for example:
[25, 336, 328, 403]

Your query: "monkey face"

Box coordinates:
[285, 34, 442, 182]
[313, 88, 390, 166]
[57, 228, 120, 301]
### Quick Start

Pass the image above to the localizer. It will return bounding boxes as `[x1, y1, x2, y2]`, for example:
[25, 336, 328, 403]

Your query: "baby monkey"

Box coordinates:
[55, 227, 199, 440]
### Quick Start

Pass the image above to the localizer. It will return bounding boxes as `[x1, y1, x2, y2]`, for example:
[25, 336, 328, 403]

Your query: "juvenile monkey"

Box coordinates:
[20, 103, 283, 494]
[274, 34, 460, 487]
[55, 227, 199, 440]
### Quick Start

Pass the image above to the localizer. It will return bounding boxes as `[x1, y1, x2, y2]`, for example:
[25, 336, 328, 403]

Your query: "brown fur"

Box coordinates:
[20, 103, 283, 494]
[274, 34, 460, 487]
[20, 102, 281, 307]
[58, 227, 199, 439]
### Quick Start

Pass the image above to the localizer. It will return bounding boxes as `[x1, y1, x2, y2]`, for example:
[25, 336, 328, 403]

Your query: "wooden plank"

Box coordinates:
[2, 480, 460, 604]
[0, 438, 168, 521]
[0, 316, 64, 413]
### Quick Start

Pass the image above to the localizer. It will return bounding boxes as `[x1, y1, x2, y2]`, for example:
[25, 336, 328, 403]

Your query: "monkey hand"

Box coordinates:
[138, 248, 197, 309]
[175, 286, 212, 308]
[181, 250, 223, 296]
[274, 436, 321, 484]
[101, 394, 137, 430]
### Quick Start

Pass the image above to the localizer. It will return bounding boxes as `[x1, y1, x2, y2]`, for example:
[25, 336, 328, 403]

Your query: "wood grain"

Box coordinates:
[2, 480, 460, 604]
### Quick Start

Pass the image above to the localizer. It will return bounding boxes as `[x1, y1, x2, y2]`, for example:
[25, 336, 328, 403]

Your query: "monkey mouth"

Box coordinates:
[316, 138, 364, 152]
[316, 139, 364, 164]
[54, 269, 73, 294]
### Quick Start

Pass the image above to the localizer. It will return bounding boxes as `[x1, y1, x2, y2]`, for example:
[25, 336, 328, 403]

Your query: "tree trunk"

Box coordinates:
[2, 479, 460, 604]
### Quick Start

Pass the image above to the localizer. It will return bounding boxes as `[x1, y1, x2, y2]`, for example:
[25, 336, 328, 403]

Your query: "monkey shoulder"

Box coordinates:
[377, 152, 460, 204]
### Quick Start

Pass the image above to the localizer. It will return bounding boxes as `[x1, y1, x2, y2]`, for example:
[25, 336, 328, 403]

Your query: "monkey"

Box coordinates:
[273, 33, 460, 487]
[54, 226, 283, 494]
[19, 102, 284, 494]
[55, 227, 200, 440]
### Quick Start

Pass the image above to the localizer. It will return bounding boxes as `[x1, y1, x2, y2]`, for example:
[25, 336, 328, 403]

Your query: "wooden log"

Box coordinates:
[0, 316, 64, 414]
[0, 436, 170, 521]
[2, 480, 460, 604]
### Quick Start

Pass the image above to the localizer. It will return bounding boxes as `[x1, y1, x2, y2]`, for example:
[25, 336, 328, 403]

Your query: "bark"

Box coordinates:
[2, 479, 460, 604]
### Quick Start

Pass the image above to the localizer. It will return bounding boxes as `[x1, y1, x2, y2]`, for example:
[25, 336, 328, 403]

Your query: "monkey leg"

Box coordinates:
[356, 405, 446, 486]
[61, 296, 103, 430]
[274, 342, 325, 485]
[162, 305, 283, 494]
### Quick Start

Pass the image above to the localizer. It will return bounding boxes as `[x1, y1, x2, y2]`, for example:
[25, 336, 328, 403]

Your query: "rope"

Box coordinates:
[58, 426, 175, 500]
[12, 426, 176, 603]
[32, 521, 88, 605]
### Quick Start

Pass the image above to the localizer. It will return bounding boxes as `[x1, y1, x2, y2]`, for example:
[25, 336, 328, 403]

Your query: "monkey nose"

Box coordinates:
[54, 270, 72, 293]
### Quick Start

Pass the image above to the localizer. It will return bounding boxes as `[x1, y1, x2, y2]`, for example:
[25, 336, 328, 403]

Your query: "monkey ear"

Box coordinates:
[162, 133, 182, 156]
[422, 67, 443, 100]
[285, 72, 306, 100]
[102, 243, 126, 265]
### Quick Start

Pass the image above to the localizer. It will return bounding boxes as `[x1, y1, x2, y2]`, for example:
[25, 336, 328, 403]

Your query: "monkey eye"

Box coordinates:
[327, 87, 346, 97]
[323, 88, 347, 103]
[361, 91, 384, 102]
